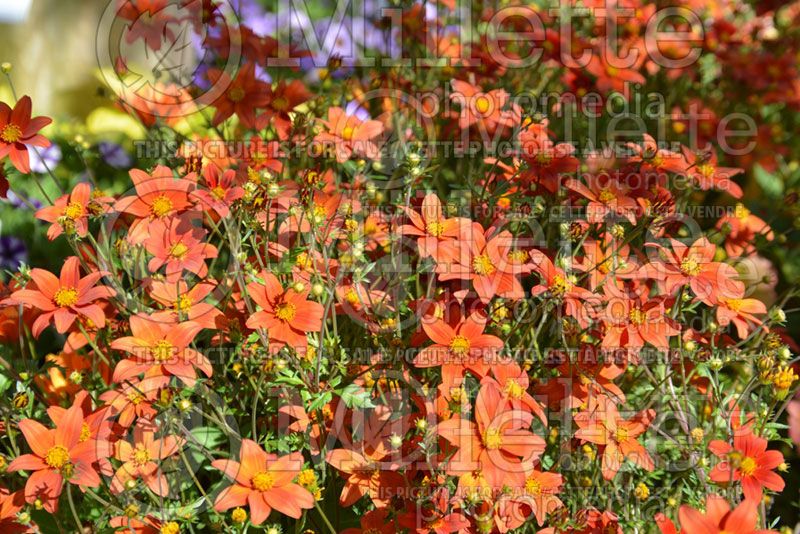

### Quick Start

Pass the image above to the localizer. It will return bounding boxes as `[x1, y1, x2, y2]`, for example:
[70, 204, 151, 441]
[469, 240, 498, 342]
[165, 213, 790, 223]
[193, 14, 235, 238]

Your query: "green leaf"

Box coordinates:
[754, 163, 784, 198]
[339, 383, 375, 409]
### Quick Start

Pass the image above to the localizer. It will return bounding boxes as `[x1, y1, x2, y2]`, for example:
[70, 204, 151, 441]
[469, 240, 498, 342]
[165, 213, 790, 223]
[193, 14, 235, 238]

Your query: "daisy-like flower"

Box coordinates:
[8, 256, 115, 337]
[504, 469, 564, 528]
[395, 193, 468, 264]
[36, 182, 111, 240]
[208, 63, 272, 128]
[144, 216, 218, 282]
[656, 495, 778, 534]
[110, 422, 184, 496]
[0, 95, 52, 174]
[113, 165, 197, 244]
[258, 79, 312, 138]
[7, 399, 103, 512]
[314, 106, 384, 163]
[708, 431, 785, 500]
[148, 280, 222, 329]
[99, 375, 168, 429]
[413, 311, 503, 392]
[450, 79, 519, 135]
[245, 271, 324, 352]
[111, 313, 211, 385]
[212, 439, 314, 524]
[437, 380, 545, 490]
[574, 395, 655, 480]
[682, 147, 744, 198]
[639, 237, 743, 305]
[566, 175, 639, 224]
[190, 165, 244, 218]
[716, 203, 774, 257]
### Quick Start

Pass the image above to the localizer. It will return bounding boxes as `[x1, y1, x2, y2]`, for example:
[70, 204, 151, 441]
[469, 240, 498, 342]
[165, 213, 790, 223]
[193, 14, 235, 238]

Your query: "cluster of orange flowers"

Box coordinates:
[0, 0, 799, 533]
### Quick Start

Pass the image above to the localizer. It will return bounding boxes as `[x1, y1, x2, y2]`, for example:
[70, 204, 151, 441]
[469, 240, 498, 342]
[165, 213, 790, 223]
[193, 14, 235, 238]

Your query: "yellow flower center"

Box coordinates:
[606, 65, 619, 76]
[150, 195, 174, 217]
[628, 309, 646, 325]
[598, 189, 616, 203]
[252, 471, 275, 491]
[734, 203, 750, 221]
[175, 295, 193, 313]
[151, 339, 174, 362]
[723, 298, 743, 312]
[127, 391, 144, 405]
[651, 154, 664, 168]
[739, 456, 757, 477]
[525, 477, 542, 496]
[614, 427, 629, 443]
[508, 249, 528, 263]
[295, 252, 313, 270]
[170, 242, 189, 259]
[342, 125, 355, 141]
[275, 302, 297, 321]
[483, 427, 503, 450]
[697, 164, 715, 178]
[426, 220, 444, 237]
[63, 202, 84, 220]
[345, 288, 360, 305]
[474, 95, 491, 115]
[472, 254, 496, 276]
[504, 379, 524, 399]
[680, 257, 701, 276]
[211, 186, 226, 199]
[535, 151, 552, 165]
[449, 335, 471, 356]
[231, 507, 248, 524]
[45, 445, 70, 469]
[229, 87, 246, 102]
[53, 287, 79, 307]
[160, 522, 180, 534]
[79, 423, 91, 443]
[0, 124, 22, 143]
[132, 445, 151, 466]
[551, 274, 571, 297]
[272, 96, 289, 111]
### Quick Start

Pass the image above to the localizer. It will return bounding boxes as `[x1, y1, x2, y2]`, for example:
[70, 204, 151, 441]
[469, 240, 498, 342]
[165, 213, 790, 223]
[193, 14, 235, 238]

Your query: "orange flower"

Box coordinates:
[396, 193, 468, 264]
[708, 431, 785, 500]
[639, 237, 743, 305]
[111, 313, 211, 385]
[505, 469, 564, 527]
[144, 216, 218, 282]
[714, 295, 766, 339]
[437, 380, 545, 490]
[208, 63, 271, 128]
[259, 79, 312, 138]
[113, 165, 197, 244]
[315, 106, 385, 163]
[8, 398, 103, 512]
[437, 223, 526, 303]
[450, 79, 519, 135]
[245, 271, 324, 352]
[36, 182, 110, 240]
[212, 439, 314, 524]
[530, 251, 595, 328]
[574, 395, 655, 480]
[110, 422, 184, 496]
[716, 203, 774, 257]
[148, 280, 222, 329]
[190, 165, 244, 218]
[100, 375, 168, 429]
[9, 256, 115, 337]
[566, 174, 638, 224]
[0, 95, 51, 174]
[657, 495, 778, 534]
[326, 445, 406, 508]
[600, 284, 680, 352]
[413, 311, 503, 392]
[683, 148, 744, 198]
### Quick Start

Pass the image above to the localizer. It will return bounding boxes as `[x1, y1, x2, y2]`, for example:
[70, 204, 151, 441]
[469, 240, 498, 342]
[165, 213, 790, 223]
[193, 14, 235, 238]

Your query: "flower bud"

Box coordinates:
[0, 62, 11, 73]
[769, 308, 786, 323]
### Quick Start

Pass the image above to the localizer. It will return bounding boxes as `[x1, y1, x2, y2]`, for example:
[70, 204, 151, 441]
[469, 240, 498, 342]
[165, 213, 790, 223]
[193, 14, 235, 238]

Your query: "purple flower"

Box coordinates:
[29, 144, 62, 174]
[0, 236, 27, 271]
[98, 142, 132, 169]
[345, 100, 371, 122]
[4, 191, 41, 211]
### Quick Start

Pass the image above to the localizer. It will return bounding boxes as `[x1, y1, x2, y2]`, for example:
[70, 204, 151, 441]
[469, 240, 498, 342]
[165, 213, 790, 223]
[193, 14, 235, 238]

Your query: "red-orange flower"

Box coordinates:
[657, 495, 777, 534]
[212, 439, 314, 524]
[110, 422, 184, 496]
[144, 216, 218, 282]
[8, 399, 103, 512]
[314, 106, 385, 163]
[0, 95, 51, 174]
[245, 272, 324, 351]
[708, 431, 785, 500]
[396, 193, 468, 263]
[9, 256, 115, 337]
[36, 182, 110, 240]
[207, 63, 271, 128]
[574, 395, 655, 480]
[111, 313, 210, 385]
